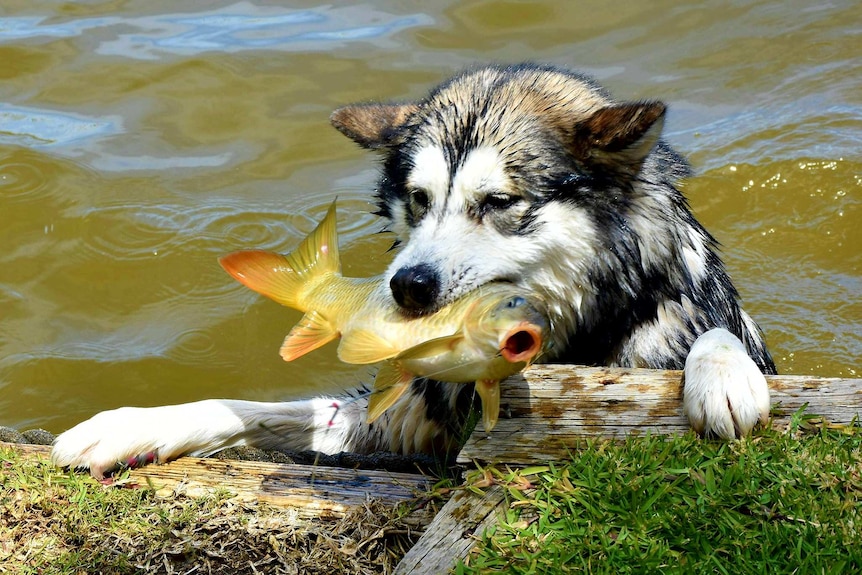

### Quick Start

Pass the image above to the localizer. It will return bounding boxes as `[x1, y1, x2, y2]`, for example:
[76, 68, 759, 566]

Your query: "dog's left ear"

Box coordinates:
[330, 103, 418, 150]
[570, 101, 666, 177]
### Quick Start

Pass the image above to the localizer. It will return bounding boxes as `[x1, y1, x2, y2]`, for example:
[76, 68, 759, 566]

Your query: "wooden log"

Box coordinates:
[459, 364, 862, 465]
[393, 485, 507, 575]
[6, 443, 431, 525]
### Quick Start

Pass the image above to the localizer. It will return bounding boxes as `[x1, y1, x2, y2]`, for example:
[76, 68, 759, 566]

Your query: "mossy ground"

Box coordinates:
[0, 445, 423, 574]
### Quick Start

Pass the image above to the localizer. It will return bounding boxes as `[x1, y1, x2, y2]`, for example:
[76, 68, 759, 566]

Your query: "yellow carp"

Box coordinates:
[219, 202, 547, 431]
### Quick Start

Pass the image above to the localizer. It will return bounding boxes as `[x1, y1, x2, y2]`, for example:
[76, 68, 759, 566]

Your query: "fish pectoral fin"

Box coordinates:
[367, 362, 414, 423]
[337, 329, 400, 365]
[395, 334, 464, 360]
[475, 379, 501, 432]
[279, 310, 339, 361]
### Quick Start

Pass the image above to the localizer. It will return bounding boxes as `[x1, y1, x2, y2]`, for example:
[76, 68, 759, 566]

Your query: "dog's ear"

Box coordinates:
[570, 101, 666, 177]
[330, 103, 418, 150]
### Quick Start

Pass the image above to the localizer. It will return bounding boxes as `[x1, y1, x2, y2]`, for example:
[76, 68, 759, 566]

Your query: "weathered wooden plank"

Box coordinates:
[459, 365, 862, 465]
[393, 485, 507, 575]
[5, 443, 431, 524]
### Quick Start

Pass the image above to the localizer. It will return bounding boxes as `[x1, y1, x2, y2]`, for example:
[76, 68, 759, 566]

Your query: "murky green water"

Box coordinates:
[0, 0, 859, 433]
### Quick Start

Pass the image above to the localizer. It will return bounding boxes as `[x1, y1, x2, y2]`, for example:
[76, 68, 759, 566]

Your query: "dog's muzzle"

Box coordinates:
[390, 264, 440, 313]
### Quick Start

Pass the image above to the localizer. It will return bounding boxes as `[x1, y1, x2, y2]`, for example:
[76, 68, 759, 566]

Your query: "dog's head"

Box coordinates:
[330, 64, 672, 344]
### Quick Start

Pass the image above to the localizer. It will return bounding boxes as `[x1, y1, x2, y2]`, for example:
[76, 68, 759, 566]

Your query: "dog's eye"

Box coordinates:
[408, 189, 430, 217]
[483, 193, 520, 210]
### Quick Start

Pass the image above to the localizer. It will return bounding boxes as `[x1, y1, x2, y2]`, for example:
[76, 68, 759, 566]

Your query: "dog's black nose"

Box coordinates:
[390, 264, 439, 312]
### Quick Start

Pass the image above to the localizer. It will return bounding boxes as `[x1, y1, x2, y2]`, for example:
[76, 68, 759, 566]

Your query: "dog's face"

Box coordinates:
[331, 65, 668, 349]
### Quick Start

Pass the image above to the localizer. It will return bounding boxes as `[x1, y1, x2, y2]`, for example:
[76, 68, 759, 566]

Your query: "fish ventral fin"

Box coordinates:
[280, 310, 339, 361]
[394, 333, 464, 360]
[367, 362, 414, 423]
[337, 329, 401, 365]
[475, 379, 501, 432]
[218, 200, 341, 309]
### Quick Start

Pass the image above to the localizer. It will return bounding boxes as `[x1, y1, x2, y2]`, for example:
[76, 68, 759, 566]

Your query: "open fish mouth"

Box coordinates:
[500, 322, 544, 364]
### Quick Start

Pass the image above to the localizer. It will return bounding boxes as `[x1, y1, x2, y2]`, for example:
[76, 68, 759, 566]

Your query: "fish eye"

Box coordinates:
[506, 296, 527, 308]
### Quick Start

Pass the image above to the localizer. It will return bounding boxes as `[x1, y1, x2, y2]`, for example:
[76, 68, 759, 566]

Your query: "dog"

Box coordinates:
[52, 63, 776, 478]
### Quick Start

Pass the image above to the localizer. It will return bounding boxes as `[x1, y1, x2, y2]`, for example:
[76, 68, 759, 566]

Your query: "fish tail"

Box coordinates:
[218, 201, 341, 310]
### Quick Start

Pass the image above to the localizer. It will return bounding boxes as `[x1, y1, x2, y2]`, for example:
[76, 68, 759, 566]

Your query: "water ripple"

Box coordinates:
[0, 157, 49, 201]
[170, 328, 221, 365]
[75, 202, 328, 261]
[672, 101, 862, 170]
[0, 103, 121, 148]
[5, 325, 222, 369]
[0, 3, 433, 61]
[90, 151, 236, 172]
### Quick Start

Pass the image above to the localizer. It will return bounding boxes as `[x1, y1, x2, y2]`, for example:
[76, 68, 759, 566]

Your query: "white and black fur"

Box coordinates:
[52, 64, 776, 478]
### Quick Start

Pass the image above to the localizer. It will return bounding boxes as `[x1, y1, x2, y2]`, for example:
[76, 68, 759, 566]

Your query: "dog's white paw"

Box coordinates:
[51, 406, 172, 479]
[51, 401, 233, 479]
[683, 328, 771, 439]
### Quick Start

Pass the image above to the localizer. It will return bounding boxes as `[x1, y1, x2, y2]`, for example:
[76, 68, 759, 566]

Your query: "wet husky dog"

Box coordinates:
[53, 64, 776, 478]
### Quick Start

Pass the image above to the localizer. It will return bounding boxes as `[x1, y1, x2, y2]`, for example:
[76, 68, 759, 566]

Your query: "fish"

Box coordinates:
[218, 201, 547, 431]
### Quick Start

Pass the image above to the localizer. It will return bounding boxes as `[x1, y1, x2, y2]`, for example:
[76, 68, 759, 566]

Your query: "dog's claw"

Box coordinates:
[127, 451, 157, 468]
[95, 450, 158, 479]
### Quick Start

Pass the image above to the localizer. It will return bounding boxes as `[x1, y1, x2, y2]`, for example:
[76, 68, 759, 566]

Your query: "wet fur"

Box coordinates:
[52, 64, 776, 477]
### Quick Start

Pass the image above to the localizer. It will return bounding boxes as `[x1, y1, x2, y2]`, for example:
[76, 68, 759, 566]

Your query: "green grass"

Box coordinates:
[458, 416, 862, 574]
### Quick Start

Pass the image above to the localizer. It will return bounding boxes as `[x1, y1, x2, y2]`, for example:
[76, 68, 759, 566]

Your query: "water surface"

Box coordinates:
[0, 0, 859, 432]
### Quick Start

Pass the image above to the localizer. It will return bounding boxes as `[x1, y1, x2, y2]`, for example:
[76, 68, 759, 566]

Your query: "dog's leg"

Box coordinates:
[682, 328, 771, 439]
[51, 381, 468, 478]
[51, 396, 363, 479]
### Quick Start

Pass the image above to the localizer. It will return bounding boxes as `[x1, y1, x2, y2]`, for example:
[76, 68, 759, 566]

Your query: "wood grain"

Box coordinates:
[459, 364, 862, 465]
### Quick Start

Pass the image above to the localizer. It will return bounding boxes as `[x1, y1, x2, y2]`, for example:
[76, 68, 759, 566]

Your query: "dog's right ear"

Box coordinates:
[570, 101, 666, 178]
[330, 103, 418, 150]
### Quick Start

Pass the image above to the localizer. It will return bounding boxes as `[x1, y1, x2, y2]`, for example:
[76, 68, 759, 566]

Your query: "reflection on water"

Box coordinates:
[0, 103, 121, 148]
[672, 101, 862, 171]
[0, 0, 858, 432]
[0, 2, 434, 60]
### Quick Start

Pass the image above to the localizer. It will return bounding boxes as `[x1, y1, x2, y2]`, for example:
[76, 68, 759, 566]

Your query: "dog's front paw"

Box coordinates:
[51, 406, 175, 479]
[683, 328, 771, 439]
